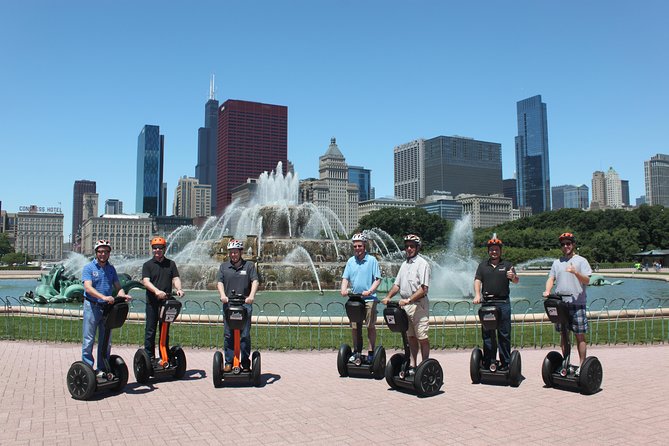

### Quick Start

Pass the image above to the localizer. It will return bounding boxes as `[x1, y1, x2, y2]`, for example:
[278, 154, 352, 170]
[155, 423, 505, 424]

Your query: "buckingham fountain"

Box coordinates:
[26, 162, 481, 303]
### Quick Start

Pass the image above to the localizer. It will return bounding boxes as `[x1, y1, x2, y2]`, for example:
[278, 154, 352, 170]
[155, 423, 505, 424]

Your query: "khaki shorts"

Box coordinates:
[404, 297, 429, 340]
[351, 300, 378, 330]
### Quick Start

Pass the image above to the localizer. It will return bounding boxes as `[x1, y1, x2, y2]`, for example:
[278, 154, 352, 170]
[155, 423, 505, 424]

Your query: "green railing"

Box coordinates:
[2, 296, 668, 349]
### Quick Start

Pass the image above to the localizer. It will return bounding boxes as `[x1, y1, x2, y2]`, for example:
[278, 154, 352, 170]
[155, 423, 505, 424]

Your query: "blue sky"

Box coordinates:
[1, 1, 667, 239]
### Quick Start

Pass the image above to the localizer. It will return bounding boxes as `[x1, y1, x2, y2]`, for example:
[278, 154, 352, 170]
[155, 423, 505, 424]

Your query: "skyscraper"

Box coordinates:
[105, 199, 123, 215]
[515, 95, 550, 213]
[348, 165, 372, 202]
[644, 153, 669, 207]
[72, 179, 96, 252]
[394, 139, 425, 201]
[173, 176, 212, 218]
[503, 178, 518, 208]
[552, 184, 589, 210]
[195, 76, 219, 215]
[605, 167, 623, 209]
[216, 99, 288, 212]
[591, 170, 606, 209]
[136, 125, 164, 216]
[423, 135, 502, 197]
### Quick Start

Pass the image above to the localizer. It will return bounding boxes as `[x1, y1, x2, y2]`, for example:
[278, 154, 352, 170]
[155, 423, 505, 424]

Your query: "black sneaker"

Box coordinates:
[498, 364, 509, 372]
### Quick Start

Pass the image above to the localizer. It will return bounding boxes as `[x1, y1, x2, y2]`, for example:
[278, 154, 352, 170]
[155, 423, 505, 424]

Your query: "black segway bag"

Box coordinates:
[543, 296, 570, 325]
[345, 295, 366, 324]
[383, 302, 409, 333]
[160, 299, 182, 323]
[478, 305, 501, 331]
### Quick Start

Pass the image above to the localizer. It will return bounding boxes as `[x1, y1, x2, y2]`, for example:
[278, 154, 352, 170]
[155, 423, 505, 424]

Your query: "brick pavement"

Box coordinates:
[0, 341, 666, 445]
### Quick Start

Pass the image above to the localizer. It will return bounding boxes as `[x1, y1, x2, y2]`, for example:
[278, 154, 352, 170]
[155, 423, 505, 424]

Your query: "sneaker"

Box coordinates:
[498, 364, 509, 372]
[407, 368, 415, 377]
[349, 354, 357, 363]
[223, 363, 232, 373]
[366, 351, 374, 364]
[96, 370, 107, 381]
[242, 365, 251, 372]
[573, 366, 580, 377]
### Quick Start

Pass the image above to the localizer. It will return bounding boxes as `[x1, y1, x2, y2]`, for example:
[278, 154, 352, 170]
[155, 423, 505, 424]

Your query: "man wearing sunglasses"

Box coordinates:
[543, 232, 592, 375]
[141, 236, 184, 363]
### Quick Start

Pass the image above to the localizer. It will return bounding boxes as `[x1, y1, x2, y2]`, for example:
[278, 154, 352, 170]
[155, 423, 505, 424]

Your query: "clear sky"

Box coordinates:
[1, 0, 667, 239]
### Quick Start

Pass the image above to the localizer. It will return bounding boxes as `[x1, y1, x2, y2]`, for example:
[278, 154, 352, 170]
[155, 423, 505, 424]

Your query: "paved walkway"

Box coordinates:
[1, 341, 667, 445]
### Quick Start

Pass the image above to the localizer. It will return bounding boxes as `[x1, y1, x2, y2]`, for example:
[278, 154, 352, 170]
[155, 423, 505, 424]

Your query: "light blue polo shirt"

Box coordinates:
[342, 253, 381, 300]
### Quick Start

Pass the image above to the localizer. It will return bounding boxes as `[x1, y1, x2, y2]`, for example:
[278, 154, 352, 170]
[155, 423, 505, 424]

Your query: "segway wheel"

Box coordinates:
[252, 351, 261, 387]
[133, 349, 152, 384]
[110, 354, 128, 392]
[414, 358, 443, 397]
[542, 351, 563, 387]
[385, 353, 405, 389]
[337, 344, 352, 377]
[66, 361, 96, 400]
[578, 356, 603, 395]
[470, 348, 482, 384]
[171, 346, 187, 379]
[508, 350, 522, 387]
[371, 346, 386, 380]
[212, 351, 224, 388]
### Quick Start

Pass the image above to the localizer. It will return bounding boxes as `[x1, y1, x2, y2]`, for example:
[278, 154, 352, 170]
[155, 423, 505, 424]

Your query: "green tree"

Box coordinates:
[1, 252, 32, 265]
[0, 233, 13, 256]
[357, 207, 450, 251]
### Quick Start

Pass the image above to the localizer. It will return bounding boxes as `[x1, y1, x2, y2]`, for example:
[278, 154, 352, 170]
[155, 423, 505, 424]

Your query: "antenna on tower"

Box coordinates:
[209, 74, 216, 100]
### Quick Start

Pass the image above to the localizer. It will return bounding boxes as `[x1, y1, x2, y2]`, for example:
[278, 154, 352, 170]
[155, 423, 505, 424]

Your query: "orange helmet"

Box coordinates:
[558, 232, 575, 244]
[486, 237, 503, 248]
[151, 236, 167, 247]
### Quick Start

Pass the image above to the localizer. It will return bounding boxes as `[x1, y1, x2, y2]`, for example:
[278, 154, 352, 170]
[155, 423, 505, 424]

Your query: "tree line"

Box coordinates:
[357, 205, 669, 265]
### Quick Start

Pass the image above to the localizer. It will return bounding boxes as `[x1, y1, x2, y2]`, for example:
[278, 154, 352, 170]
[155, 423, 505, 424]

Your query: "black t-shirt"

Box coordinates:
[142, 257, 180, 300]
[474, 258, 515, 299]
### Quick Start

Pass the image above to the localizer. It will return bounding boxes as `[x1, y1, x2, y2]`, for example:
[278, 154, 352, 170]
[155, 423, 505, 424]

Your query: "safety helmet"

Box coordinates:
[150, 236, 167, 247]
[227, 239, 244, 250]
[351, 233, 367, 243]
[486, 237, 503, 248]
[558, 232, 576, 244]
[94, 239, 111, 252]
[403, 234, 422, 246]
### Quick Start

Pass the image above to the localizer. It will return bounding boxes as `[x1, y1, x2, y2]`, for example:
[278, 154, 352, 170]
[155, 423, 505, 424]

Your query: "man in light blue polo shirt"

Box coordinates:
[340, 233, 382, 363]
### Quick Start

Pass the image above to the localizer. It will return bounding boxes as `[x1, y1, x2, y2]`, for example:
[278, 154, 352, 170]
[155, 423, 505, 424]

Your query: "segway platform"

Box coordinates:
[383, 301, 443, 396]
[542, 294, 603, 395]
[133, 299, 187, 383]
[213, 295, 261, 387]
[337, 294, 386, 379]
[470, 300, 522, 387]
[66, 297, 130, 400]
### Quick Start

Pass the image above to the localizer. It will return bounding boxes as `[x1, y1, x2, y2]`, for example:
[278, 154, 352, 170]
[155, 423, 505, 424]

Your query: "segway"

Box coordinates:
[542, 294, 603, 395]
[470, 296, 522, 387]
[212, 293, 261, 387]
[383, 301, 443, 396]
[133, 299, 187, 384]
[337, 294, 386, 379]
[66, 296, 129, 400]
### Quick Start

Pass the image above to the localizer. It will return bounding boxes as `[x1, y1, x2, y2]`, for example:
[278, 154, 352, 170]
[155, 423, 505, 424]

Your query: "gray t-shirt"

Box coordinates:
[548, 255, 592, 305]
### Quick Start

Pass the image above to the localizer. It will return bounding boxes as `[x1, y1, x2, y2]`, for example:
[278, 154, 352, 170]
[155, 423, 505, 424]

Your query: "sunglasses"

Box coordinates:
[96, 250, 110, 254]
[153, 246, 165, 250]
[560, 242, 573, 247]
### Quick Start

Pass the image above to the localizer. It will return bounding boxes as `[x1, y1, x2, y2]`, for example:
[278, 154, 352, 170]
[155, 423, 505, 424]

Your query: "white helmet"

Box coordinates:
[351, 233, 367, 243]
[403, 234, 422, 246]
[227, 239, 243, 250]
[94, 239, 111, 251]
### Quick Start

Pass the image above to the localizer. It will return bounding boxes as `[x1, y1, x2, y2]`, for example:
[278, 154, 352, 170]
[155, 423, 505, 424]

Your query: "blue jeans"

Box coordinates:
[82, 300, 112, 371]
[223, 303, 252, 367]
[481, 301, 511, 366]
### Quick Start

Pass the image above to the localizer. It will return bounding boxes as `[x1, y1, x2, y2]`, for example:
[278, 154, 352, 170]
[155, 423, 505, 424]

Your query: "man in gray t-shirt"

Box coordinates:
[543, 232, 592, 371]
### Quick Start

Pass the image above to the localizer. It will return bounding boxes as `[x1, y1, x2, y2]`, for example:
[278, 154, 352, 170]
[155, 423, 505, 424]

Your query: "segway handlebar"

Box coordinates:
[347, 293, 364, 301]
[227, 291, 247, 305]
[545, 293, 573, 301]
[481, 293, 509, 304]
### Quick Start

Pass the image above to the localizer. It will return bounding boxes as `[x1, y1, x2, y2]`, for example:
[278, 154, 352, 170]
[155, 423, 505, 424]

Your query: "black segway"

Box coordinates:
[66, 296, 129, 400]
[542, 294, 603, 395]
[470, 296, 522, 387]
[133, 299, 187, 383]
[383, 301, 443, 396]
[212, 293, 261, 387]
[337, 294, 386, 379]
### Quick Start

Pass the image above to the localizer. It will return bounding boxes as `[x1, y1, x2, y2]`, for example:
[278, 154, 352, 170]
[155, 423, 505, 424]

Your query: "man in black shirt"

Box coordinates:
[473, 237, 519, 370]
[141, 236, 184, 361]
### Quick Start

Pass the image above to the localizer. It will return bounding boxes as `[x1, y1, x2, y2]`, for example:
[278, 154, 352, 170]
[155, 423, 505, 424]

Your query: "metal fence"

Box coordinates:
[2, 295, 669, 349]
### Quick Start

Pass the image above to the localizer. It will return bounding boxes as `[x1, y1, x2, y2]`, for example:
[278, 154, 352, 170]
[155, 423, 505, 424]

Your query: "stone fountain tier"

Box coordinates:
[212, 236, 355, 263]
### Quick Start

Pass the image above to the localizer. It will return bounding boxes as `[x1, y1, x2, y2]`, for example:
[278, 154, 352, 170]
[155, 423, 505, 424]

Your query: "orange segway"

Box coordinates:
[133, 299, 187, 383]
